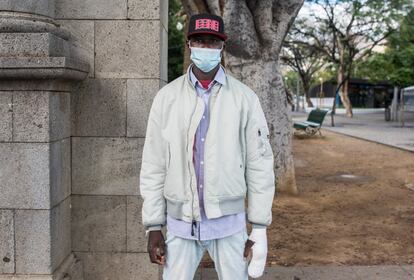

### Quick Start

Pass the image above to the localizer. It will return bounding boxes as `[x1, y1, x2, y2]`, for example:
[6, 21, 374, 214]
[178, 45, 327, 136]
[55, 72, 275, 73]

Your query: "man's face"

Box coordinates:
[188, 34, 224, 50]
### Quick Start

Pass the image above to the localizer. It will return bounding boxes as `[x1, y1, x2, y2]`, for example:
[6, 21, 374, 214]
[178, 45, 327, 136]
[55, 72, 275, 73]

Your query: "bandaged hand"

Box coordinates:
[247, 228, 267, 278]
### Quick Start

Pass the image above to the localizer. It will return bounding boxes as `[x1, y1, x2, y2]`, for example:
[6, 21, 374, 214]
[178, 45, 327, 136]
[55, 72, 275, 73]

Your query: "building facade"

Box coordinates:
[0, 0, 167, 279]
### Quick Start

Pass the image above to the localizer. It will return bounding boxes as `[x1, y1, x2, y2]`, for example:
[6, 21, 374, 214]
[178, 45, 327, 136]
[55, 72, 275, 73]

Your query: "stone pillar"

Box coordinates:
[54, 0, 168, 279]
[0, 1, 89, 279]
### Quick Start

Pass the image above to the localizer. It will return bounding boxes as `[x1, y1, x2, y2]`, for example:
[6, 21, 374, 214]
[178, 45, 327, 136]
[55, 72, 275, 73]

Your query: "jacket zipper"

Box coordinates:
[189, 95, 204, 236]
[188, 98, 197, 237]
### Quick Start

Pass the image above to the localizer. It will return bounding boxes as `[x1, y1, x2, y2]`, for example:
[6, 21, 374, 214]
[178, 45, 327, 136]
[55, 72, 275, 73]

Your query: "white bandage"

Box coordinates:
[248, 228, 267, 278]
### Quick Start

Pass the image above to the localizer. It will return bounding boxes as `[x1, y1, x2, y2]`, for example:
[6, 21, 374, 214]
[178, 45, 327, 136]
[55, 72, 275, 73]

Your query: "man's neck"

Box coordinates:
[192, 64, 220, 81]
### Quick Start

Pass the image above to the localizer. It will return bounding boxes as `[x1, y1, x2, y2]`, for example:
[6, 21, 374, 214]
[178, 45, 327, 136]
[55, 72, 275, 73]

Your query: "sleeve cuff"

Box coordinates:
[147, 225, 162, 231]
[251, 223, 267, 229]
[145, 225, 163, 237]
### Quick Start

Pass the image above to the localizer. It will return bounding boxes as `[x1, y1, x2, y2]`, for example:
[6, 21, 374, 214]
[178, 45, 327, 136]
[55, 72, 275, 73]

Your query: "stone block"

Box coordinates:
[126, 196, 146, 252]
[71, 79, 126, 137]
[55, 0, 127, 19]
[0, 33, 69, 58]
[49, 92, 71, 142]
[71, 137, 143, 195]
[15, 210, 51, 274]
[71, 195, 126, 252]
[0, 143, 49, 209]
[50, 138, 71, 207]
[0, 0, 54, 17]
[52, 253, 84, 280]
[12, 91, 49, 142]
[0, 57, 89, 82]
[0, 210, 14, 274]
[95, 21, 161, 79]
[56, 20, 94, 78]
[75, 252, 159, 280]
[13, 91, 70, 142]
[126, 79, 160, 137]
[0, 92, 12, 142]
[50, 198, 71, 272]
[127, 0, 168, 26]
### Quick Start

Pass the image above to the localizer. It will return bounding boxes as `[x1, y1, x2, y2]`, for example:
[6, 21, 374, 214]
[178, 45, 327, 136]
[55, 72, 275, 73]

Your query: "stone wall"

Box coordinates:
[0, 0, 167, 279]
[56, 0, 168, 279]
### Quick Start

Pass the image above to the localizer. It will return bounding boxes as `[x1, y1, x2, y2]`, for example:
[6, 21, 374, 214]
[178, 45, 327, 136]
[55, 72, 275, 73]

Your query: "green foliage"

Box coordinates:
[356, 8, 414, 87]
[298, 0, 411, 80]
[168, 0, 185, 82]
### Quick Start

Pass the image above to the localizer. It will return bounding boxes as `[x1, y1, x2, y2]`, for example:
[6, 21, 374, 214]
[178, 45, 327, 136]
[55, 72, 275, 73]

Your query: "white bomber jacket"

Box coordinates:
[139, 66, 275, 231]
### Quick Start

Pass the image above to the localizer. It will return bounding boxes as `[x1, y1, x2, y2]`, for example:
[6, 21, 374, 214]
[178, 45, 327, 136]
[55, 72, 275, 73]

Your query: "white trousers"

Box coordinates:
[162, 228, 249, 280]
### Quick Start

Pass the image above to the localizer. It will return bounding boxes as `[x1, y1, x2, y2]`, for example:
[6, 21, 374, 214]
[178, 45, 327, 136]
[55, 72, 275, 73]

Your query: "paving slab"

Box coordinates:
[299, 266, 358, 280]
[352, 265, 413, 280]
[256, 266, 305, 280]
[402, 265, 414, 277]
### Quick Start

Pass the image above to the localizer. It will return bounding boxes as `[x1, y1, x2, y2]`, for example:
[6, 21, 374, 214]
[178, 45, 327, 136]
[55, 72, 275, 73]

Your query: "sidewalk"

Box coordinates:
[198, 265, 414, 279]
[291, 110, 414, 152]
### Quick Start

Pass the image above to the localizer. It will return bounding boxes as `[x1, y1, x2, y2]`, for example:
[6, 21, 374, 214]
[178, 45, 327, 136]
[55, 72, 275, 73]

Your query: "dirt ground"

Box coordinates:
[267, 130, 414, 266]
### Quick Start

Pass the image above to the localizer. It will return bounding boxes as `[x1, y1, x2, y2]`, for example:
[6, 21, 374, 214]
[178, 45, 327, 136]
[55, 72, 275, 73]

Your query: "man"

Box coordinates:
[139, 13, 275, 279]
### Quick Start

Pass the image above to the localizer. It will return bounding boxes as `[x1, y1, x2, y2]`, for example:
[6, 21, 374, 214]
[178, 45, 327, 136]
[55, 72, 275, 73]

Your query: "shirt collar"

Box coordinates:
[189, 64, 227, 89]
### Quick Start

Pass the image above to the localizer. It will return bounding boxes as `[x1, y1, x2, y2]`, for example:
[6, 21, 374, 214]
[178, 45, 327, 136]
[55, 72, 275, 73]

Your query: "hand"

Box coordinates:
[247, 228, 268, 278]
[147, 230, 166, 265]
[244, 239, 255, 260]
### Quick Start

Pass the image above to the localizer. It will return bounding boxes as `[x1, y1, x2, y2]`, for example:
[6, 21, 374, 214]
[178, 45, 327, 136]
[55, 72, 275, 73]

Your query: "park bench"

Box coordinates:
[293, 108, 330, 136]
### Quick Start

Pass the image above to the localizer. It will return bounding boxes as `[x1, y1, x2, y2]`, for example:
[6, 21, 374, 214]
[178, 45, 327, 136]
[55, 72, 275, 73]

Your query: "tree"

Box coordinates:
[293, 0, 410, 117]
[168, 0, 185, 81]
[281, 34, 325, 107]
[356, 8, 414, 87]
[181, 0, 304, 194]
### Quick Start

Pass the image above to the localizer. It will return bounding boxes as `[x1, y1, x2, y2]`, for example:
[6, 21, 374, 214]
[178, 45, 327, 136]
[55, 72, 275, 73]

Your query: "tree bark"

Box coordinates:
[337, 53, 353, 117]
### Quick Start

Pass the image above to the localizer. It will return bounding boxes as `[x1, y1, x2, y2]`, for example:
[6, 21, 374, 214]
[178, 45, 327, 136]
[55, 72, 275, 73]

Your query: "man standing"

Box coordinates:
[140, 14, 275, 279]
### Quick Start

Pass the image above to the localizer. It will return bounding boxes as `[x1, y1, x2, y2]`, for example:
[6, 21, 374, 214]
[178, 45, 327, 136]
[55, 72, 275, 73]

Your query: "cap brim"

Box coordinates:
[187, 31, 227, 41]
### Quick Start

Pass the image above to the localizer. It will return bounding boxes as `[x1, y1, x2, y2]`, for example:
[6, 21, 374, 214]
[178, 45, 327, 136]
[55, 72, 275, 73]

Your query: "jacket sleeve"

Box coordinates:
[139, 93, 167, 230]
[245, 96, 276, 228]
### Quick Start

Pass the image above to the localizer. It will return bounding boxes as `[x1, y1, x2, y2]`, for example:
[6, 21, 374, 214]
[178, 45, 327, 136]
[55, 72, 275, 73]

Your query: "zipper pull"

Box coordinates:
[191, 220, 196, 236]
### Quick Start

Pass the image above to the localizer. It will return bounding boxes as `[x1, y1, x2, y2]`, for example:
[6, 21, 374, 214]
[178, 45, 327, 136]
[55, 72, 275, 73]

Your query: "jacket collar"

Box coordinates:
[186, 64, 227, 90]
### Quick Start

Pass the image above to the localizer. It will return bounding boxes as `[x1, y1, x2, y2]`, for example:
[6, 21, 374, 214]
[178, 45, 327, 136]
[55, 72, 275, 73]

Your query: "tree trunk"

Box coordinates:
[223, 0, 303, 195]
[337, 47, 353, 117]
[337, 67, 353, 117]
[303, 80, 314, 107]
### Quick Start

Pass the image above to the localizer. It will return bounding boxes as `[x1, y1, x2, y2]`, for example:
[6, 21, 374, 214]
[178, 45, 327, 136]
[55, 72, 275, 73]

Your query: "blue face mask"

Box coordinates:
[190, 46, 222, 73]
